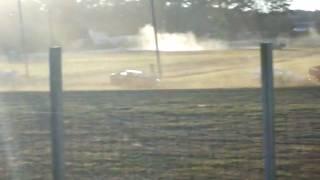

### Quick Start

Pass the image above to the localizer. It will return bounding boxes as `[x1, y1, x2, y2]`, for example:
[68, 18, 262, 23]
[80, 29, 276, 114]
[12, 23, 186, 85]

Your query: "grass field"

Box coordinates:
[0, 48, 320, 91]
[0, 49, 319, 179]
[0, 88, 319, 180]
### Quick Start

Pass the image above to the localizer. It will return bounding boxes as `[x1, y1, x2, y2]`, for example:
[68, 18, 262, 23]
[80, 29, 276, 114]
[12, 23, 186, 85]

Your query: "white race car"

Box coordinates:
[110, 70, 160, 87]
[309, 66, 320, 82]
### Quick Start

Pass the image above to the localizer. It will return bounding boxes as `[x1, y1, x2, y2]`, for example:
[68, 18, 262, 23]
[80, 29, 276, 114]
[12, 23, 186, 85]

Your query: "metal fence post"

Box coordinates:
[260, 43, 276, 180]
[150, 0, 162, 78]
[17, 0, 29, 77]
[49, 47, 65, 180]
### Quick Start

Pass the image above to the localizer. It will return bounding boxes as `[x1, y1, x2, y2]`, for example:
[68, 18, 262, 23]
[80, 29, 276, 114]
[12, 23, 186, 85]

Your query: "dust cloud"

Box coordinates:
[289, 28, 320, 47]
[136, 24, 227, 51]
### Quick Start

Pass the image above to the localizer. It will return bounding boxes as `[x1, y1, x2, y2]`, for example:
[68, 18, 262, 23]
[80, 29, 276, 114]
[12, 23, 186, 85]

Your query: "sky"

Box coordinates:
[290, 0, 320, 11]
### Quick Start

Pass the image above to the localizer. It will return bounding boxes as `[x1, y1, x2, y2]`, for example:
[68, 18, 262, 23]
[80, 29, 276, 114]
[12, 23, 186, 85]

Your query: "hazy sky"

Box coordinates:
[291, 0, 320, 11]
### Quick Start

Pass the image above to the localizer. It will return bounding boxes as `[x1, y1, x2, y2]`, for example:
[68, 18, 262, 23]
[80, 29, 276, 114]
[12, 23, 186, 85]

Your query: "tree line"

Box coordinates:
[2, 0, 320, 52]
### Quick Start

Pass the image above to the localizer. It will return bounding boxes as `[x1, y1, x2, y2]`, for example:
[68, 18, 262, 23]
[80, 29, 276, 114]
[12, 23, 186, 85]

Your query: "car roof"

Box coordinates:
[124, 70, 143, 74]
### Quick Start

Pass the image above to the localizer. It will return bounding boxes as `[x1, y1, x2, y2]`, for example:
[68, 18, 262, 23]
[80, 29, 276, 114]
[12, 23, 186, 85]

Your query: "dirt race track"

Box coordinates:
[0, 48, 319, 91]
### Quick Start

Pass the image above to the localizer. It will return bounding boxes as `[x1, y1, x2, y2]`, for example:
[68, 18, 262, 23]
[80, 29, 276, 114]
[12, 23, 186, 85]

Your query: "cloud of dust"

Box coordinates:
[289, 28, 320, 47]
[136, 24, 227, 51]
[252, 68, 313, 87]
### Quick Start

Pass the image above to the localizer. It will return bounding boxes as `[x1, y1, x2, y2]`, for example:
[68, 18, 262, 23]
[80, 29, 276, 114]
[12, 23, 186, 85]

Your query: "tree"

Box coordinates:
[263, 0, 292, 12]
[164, 0, 288, 12]
[4, 0, 295, 51]
[156, 0, 292, 38]
[314, 11, 320, 34]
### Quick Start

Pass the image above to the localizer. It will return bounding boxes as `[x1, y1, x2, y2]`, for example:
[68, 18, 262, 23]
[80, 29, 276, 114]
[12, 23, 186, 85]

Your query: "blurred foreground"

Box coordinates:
[0, 88, 319, 179]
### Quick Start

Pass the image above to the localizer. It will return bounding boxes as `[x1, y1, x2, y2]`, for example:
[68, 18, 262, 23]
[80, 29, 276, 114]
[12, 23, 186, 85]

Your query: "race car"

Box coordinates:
[309, 65, 320, 82]
[110, 69, 160, 87]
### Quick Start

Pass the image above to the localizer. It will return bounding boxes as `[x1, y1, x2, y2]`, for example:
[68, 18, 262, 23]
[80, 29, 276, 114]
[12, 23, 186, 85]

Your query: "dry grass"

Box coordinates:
[0, 48, 319, 91]
[1, 88, 319, 179]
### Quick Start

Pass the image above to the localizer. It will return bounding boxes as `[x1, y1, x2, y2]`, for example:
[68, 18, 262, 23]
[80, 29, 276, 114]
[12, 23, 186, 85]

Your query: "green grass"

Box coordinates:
[0, 88, 319, 179]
